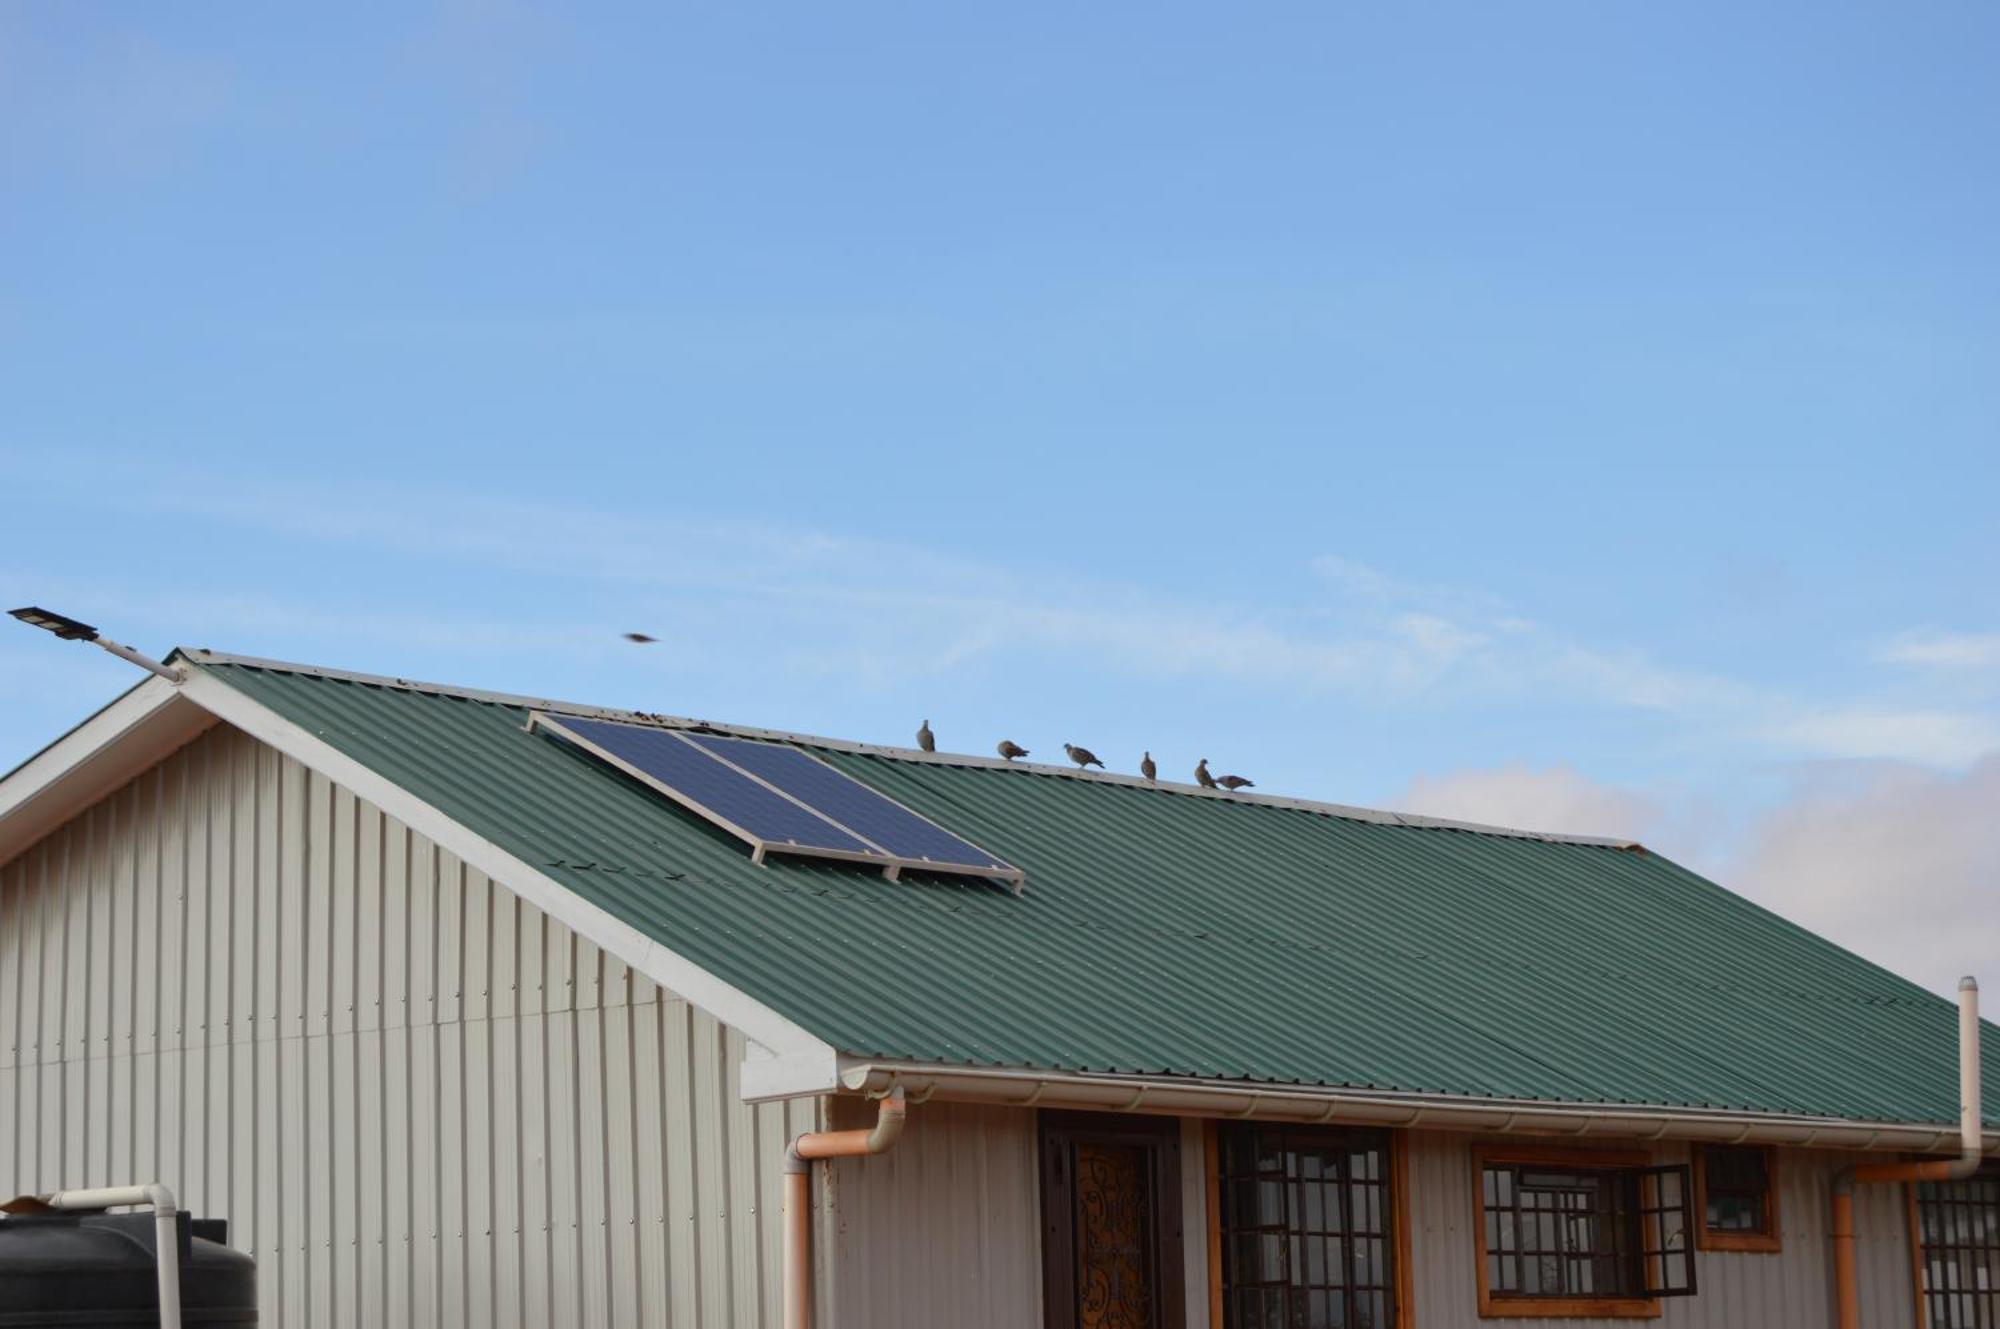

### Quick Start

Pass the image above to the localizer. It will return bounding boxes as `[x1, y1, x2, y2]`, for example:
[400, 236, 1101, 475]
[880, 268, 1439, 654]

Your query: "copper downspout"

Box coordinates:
[1833, 977, 1982, 1329]
[783, 1088, 908, 1329]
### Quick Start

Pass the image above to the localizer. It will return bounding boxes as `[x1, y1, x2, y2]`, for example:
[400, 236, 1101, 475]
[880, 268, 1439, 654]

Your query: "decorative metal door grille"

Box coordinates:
[1075, 1141, 1156, 1329]
[1040, 1113, 1185, 1329]
[1916, 1171, 2000, 1329]
[1217, 1125, 1396, 1328]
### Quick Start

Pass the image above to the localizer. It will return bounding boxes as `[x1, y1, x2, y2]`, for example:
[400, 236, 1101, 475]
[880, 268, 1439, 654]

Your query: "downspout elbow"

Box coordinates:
[783, 1089, 909, 1329]
[788, 1087, 908, 1166]
[864, 1087, 908, 1152]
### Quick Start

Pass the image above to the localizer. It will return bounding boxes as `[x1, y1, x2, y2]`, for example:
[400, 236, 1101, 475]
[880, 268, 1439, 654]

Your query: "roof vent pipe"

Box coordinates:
[1832, 975, 1982, 1329]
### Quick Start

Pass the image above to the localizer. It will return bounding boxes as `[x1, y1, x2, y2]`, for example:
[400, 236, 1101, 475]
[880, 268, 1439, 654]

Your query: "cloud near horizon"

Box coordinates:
[1395, 757, 2000, 998]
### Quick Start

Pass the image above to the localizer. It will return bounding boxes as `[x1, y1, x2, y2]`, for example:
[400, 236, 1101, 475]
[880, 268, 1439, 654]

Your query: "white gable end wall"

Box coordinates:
[0, 721, 820, 1329]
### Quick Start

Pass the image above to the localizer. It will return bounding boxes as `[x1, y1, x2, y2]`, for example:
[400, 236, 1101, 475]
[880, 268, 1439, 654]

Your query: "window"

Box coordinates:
[1693, 1145, 1782, 1253]
[1913, 1168, 2000, 1329]
[1474, 1147, 1697, 1317]
[1213, 1125, 1403, 1328]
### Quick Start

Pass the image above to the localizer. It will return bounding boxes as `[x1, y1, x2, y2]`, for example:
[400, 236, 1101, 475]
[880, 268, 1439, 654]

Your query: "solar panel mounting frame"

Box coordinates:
[529, 712, 1025, 890]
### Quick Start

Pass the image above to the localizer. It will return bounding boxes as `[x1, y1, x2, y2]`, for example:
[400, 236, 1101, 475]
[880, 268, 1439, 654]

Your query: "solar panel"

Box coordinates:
[533, 715, 880, 863]
[532, 714, 1023, 888]
[682, 733, 1017, 875]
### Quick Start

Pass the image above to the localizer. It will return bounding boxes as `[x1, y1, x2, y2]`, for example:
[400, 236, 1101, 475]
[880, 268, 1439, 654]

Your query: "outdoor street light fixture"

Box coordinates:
[8, 606, 183, 682]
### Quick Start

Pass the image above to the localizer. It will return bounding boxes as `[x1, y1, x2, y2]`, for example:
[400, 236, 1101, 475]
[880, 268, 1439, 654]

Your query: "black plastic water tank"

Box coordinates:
[0, 1210, 255, 1326]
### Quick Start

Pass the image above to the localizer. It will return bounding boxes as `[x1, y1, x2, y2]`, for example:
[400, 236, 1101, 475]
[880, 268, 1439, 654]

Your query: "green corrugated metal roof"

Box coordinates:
[188, 652, 1996, 1130]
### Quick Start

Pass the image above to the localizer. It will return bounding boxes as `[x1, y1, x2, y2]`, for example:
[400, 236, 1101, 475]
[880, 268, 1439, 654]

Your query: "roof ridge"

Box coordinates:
[176, 647, 1642, 850]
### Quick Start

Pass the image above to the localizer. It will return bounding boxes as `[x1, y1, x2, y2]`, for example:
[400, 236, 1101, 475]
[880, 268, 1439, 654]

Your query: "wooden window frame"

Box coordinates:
[1471, 1145, 1668, 1321]
[1691, 1144, 1783, 1254]
[1203, 1122, 1415, 1328]
[1904, 1164, 2000, 1329]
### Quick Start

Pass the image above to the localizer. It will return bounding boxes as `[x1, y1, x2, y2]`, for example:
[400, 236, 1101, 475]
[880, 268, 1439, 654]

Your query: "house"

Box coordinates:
[1, 647, 1992, 1329]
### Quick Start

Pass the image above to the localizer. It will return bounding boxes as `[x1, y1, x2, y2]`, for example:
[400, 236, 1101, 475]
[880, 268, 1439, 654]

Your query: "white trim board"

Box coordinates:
[172, 668, 843, 1094]
[0, 674, 219, 865]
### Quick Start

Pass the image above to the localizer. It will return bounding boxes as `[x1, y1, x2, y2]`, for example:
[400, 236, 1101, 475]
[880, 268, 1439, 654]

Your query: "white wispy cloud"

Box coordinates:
[1398, 764, 1658, 842]
[15, 459, 1996, 771]
[0, 568, 613, 662]
[1762, 707, 2000, 768]
[1877, 631, 2000, 672]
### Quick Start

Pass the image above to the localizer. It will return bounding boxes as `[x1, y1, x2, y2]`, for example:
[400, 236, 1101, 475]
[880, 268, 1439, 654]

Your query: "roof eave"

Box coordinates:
[818, 1058, 1994, 1156]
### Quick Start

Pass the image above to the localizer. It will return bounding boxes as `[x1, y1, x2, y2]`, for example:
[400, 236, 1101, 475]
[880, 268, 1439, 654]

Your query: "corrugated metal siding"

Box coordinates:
[1402, 1130, 1918, 1329]
[0, 722, 819, 1329]
[818, 1097, 1044, 1329]
[196, 659, 1997, 1132]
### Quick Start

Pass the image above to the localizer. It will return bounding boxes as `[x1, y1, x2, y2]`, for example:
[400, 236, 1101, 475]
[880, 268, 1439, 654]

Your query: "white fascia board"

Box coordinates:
[178, 669, 841, 1095]
[0, 675, 218, 866]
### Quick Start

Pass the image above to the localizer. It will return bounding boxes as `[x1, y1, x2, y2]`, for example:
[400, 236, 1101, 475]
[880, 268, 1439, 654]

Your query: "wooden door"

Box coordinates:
[1040, 1111, 1186, 1329]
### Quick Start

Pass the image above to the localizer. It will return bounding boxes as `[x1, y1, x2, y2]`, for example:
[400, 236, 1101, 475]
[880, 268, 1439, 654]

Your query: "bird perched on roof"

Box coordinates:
[1217, 774, 1255, 792]
[916, 719, 935, 753]
[1064, 743, 1105, 770]
[1194, 758, 1218, 789]
[1139, 751, 1157, 782]
[623, 632, 658, 643]
[997, 739, 1029, 761]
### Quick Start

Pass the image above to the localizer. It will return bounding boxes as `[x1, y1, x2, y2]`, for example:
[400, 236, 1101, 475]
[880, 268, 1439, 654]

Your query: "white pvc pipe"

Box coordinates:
[1958, 976, 1983, 1172]
[92, 637, 183, 683]
[37, 1183, 182, 1329]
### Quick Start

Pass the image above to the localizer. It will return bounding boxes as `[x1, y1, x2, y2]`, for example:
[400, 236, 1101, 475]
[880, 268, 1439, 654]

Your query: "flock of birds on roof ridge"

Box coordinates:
[917, 719, 1253, 791]
[619, 639, 1254, 791]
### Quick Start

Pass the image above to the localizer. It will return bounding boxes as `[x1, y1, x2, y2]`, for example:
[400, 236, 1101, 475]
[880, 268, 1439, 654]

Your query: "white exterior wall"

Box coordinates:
[0, 722, 819, 1329]
[819, 1097, 1045, 1328]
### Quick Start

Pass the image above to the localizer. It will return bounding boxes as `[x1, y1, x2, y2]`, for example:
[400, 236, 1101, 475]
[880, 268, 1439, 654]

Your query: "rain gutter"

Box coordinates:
[825, 1058, 1994, 1154]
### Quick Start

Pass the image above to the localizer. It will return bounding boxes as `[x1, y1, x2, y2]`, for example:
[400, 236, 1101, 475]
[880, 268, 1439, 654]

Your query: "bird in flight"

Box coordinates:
[1194, 758, 1218, 790]
[623, 632, 658, 644]
[916, 719, 935, 753]
[1217, 774, 1255, 792]
[997, 739, 1029, 761]
[1139, 751, 1157, 782]
[1064, 743, 1105, 770]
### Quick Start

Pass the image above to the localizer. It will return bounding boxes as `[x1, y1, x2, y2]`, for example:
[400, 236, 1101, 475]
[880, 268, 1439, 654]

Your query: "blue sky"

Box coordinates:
[2, 3, 1995, 992]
